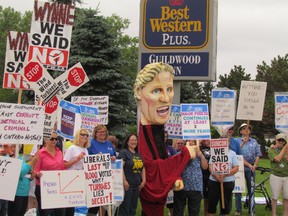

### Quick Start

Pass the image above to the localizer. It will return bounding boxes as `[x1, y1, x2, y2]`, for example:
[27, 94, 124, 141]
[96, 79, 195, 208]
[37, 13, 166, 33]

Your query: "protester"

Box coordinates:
[86, 124, 116, 216]
[200, 139, 211, 216]
[172, 139, 184, 153]
[134, 62, 197, 215]
[107, 135, 120, 156]
[207, 149, 239, 216]
[268, 133, 288, 216]
[64, 128, 90, 216]
[34, 132, 66, 216]
[173, 140, 208, 216]
[117, 134, 146, 216]
[234, 123, 262, 215]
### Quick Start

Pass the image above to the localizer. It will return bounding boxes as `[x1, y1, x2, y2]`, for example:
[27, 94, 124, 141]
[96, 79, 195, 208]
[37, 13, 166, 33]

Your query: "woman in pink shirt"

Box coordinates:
[34, 132, 65, 216]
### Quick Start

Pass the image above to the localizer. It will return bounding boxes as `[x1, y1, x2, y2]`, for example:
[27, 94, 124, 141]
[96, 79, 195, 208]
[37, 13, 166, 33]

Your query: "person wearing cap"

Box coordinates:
[268, 134, 288, 216]
[234, 123, 262, 215]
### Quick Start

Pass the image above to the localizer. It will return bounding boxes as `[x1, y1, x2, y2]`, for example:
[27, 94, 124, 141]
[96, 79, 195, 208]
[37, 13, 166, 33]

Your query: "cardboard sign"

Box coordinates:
[40, 170, 86, 209]
[237, 81, 267, 121]
[71, 96, 109, 125]
[275, 93, 288, 134]
[0, 156, 22, 200]
[181, 103, 211, 140]
[0, 103, 45, 145]
[165, 105, 182, 139]
[28, 0, 75, 71]
[3, 31, 31, 90]
[83, 154, 114, 208]
[233, 155, 246, 193]
[210, 138, 230, 175]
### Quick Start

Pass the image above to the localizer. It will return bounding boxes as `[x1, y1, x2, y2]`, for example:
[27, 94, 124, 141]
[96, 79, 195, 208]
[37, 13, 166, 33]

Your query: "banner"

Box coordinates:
[71, 96, 109, 125]
[3, 31, 31, 90]
[165, 105, 182, 139]
[0, 103, 45, 144]
[210, 138, 230, 175]
[83, 154, 114, 208]
[28, 0, 75, 71]
[40, 170, 86, 209]
[0, 156, 22, 200]
[181, 103, 211, 140]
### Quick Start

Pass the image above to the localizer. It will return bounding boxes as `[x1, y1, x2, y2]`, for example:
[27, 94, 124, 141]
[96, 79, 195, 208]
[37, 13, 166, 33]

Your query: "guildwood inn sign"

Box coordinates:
[139, 0, 217, 80]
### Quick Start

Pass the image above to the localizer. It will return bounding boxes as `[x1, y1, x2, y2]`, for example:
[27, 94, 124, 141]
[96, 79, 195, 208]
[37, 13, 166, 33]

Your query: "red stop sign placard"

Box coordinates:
[45, 96, 59, 114]
[24, 61, 43, 82]
[68, 67, 85, 87]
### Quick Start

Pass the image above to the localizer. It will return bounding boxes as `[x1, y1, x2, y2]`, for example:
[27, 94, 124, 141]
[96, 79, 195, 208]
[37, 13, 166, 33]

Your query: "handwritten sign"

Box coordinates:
[233, 155, 246, 193]
[71, 96, 109, 125]
[237, 81, 267, 121]
[181, 103, 211, 140]
[79, 105, 99, 137]
[0, 103, 45, 145]
[275, 93, 288, 134]
[0, 156, 22, 200]
[210, 139, 230, 175]
[28, 0, 75, 71]
[83, 154, 114, 208]
[3, 31, 31, 90]
[40, 170, 86, 209]
[165, 105, 182, 139]
[56, 100, 81, 140]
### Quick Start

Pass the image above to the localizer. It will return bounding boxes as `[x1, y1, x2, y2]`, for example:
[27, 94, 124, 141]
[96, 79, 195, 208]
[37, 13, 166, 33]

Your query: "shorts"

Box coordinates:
[270, 174, 288, 200]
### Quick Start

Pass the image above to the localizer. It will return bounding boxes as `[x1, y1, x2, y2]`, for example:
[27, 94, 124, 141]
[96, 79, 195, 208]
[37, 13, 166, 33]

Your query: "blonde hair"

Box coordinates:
[92, 124, 108, 140]
[134, 62, 174, 102]
[73, 128, 90, 148]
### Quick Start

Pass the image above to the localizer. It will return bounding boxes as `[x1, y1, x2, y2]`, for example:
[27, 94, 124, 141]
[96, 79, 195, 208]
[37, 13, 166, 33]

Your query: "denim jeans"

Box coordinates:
[235, 169, 255, 213]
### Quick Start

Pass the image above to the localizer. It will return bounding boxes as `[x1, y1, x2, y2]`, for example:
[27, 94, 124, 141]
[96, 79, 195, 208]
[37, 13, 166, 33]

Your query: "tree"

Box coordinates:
[69, 8, 136, 139]
[180, 81, 204, 103]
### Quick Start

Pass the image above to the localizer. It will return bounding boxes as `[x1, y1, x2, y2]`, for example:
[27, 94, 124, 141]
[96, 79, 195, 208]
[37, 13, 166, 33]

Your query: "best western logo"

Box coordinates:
[142, 0, 208, 49]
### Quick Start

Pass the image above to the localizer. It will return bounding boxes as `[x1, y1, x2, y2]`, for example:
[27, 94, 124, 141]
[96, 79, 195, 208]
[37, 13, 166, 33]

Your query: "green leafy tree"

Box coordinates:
[69, 8, 136, 139]
[180, 81, 204, 103]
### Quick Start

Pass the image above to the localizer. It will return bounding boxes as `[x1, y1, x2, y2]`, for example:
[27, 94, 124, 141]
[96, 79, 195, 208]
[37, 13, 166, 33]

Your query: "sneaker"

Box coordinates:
[234, 211, 241, 216]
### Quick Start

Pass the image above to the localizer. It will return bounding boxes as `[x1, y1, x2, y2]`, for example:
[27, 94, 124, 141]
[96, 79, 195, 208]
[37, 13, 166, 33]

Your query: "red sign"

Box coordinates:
[24, 61, 42, 82]
[68, 67, 85, 87]
[45, 96, 59, 114]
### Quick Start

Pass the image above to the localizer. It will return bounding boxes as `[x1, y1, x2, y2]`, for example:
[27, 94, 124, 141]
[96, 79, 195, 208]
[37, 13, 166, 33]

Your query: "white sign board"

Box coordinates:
[0, 103, 45, 144]
[165, 105, 182, 139]
[40, 170, 86, 209]
[210, 139, 230, 175]
[237, 81, 267, 121]
[71, 96, 109, 125]
[111, 160, 124, 203]
[233, 155, 246, 193]
[0, 156, 22, 200]
[275, 93, 288, 134]
[181, 104, 211, 140]
[83, 154, 114, 208]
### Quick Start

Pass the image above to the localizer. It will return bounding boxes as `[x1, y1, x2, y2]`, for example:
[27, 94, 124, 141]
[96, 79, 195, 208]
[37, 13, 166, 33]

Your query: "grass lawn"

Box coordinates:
[136, 159, 283, 215]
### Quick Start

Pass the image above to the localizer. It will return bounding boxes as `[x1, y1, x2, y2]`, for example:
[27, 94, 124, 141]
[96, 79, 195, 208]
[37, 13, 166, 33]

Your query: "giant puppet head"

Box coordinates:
[134, 62, 174, 125]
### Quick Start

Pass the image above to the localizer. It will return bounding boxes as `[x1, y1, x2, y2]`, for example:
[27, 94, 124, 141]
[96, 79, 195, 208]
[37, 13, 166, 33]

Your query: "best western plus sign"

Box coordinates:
[68, 67, 85, 87]
[24, 61, 43, 82]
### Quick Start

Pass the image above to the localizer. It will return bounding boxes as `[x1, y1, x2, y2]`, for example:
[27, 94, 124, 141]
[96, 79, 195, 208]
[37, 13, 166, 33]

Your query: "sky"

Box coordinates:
[1, 0, 288, 82]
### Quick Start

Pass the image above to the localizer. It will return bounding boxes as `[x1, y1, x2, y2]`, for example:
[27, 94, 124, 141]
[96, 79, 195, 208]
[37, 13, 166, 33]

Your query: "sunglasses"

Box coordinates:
[50, 137, 58, 141]
[277, 138, 286, 142]
[80, 133, 89, 137]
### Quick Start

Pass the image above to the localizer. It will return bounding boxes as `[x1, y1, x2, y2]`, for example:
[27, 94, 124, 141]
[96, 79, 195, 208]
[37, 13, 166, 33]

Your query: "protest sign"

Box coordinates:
[55, 62, 89, 99]
[71, 96, 109, 125]
[0, 103, 45, 145]
[28, 0, 75, 71]
[166, 190, 174, 204]
[111, 160, 124, 203]
[3, 31, 31, 90]
[210, 138, 230, 175]
[0, 156, 22, 200]
[233, 155, 246, 193]
[79, 105, 99, 137]
[181, 103, 211, 140]
[165, 105, 182, 139]
[237, 81, 267, 121]
[40, 170, 86, 209]
[83, 154, 114, 208]
[21, 59, 60, 104]
[275, 92, 288, 134]
[57, 100, 81, 140]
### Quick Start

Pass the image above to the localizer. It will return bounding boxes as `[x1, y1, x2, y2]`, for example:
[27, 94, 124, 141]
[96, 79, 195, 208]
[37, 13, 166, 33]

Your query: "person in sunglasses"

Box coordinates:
[34, 132, 66, 216]
[268, 133, 288, 216]
[63, 128, 90, 216]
